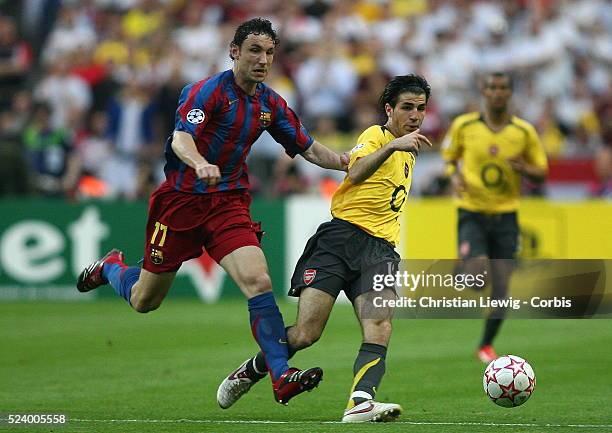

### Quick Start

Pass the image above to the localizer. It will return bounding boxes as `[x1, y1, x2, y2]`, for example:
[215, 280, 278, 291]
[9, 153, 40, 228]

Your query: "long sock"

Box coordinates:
[480, 317, 504, 347]
[346, 343, 387, 409]
[247, 292, 289, 381]
[103, 263, 140, 305]
[249, 327, 297, 381]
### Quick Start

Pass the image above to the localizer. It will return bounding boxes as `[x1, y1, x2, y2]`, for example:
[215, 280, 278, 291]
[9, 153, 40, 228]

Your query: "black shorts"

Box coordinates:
[458, 209, 518, 259]
[289, 218, 400, 303]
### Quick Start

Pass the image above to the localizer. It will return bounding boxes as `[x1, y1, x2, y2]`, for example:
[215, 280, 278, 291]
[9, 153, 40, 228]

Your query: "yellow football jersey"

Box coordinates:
[331, 125, 415, 245]
[442, 112, 548, 213]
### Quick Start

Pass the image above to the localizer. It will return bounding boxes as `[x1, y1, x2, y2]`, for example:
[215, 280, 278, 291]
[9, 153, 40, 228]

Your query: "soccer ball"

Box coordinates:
[483, 355, 536, 407]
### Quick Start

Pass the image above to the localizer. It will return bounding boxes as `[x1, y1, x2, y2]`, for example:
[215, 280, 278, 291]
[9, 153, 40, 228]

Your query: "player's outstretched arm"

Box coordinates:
[445, 160, 467, 195]
[507, 157, 547, 183]
[301, 141, 349, 171]
[348, 129, 431, 184]
[172, 131, 221, 185]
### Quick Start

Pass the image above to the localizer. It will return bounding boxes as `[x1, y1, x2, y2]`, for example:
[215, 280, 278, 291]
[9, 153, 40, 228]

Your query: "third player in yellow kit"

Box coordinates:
[442, 72, 548, 363]
[218, 75, 433, 423]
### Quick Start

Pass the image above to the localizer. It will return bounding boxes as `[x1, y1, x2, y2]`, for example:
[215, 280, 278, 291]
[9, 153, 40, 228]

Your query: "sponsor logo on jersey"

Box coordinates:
[404, 162, 410, 178]
[187, 109, 205, 124]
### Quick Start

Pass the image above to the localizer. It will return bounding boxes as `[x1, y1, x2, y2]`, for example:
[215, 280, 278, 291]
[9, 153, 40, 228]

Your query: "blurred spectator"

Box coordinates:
[34, 56, 92, 130]
[1, 90, 33, 137]
[0, 15, 32, 109]
[73, 110, 113, 189]
[172, 2, 222, 79]
[121, 0, 166, 41]
[0, 95, 31, 195]
[22, 103, 80, 196]
[2, 0, 610, 200]
[105, 77, 158, 199]
[295, 40, 358, 129]
[42, 5, 97, 64]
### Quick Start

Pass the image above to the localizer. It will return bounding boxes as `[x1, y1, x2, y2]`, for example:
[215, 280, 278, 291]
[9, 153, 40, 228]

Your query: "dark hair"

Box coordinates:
[484, 71, 513, 90]
[230, 18, 279, 60]
[378, 74, 431, 113]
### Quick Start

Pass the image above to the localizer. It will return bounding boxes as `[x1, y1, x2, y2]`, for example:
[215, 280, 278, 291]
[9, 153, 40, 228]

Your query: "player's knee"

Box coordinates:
[464, 256, 488, 275]
[291, 327, 321, 349]
[244, 273, 273, 295]
[131, 296, 162, 313]
[364, 319, 393, 342]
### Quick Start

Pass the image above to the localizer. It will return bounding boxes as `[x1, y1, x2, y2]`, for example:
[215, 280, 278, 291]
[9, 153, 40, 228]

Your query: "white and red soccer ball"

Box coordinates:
[483, 355, 536, 407]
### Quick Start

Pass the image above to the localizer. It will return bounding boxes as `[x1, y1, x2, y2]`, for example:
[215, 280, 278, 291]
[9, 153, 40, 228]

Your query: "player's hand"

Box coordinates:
[392, 129, 433, 156]
[340, 152, 350, 171]
[195, 162, 221, 185]
[451, 171, 467, 195]
[507, 156, 524, 173]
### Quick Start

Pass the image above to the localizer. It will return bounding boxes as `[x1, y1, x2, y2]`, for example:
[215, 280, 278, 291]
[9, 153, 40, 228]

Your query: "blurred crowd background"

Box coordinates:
[0, 0, 610, 200]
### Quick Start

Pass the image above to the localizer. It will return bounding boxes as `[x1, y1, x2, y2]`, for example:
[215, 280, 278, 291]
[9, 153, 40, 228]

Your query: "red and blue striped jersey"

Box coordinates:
[162, 69, 313, 193]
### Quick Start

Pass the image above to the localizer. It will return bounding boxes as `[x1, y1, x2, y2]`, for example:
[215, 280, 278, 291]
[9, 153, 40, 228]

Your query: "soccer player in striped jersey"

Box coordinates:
[218, 75, 433, 422]
[442, 72, 548, 363]
[76, 18, 348, 405]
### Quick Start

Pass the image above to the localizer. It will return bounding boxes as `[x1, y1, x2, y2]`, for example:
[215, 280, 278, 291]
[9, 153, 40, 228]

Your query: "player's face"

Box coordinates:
[232, 33, 275, 84]
[483, 76, 512, 111]
[386, 92, 427, 136]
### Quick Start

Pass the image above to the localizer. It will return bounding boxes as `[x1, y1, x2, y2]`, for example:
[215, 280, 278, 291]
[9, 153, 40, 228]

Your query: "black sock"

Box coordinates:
[480, 317, 504, 347]
[244, 355, 267, 381]
[347, 343, 387, 408]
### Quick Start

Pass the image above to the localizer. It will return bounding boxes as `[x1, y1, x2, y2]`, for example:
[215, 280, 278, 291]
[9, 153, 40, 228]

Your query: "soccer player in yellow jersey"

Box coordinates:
[218, 75, 433, 422]
[442, 72, 548, 363]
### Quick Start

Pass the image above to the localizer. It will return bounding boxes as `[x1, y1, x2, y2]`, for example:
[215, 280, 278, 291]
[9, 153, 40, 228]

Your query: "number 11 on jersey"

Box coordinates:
[150, 221, 168, 247]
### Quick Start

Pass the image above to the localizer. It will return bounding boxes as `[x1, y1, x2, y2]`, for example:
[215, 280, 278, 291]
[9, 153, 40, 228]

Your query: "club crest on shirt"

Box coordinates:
[303, 269, 316, 285]
[404, 162, 410, 178]
[259, 111, 272, 127]
[150, 248, 164, 265]
[489, 145, 499, 155]
[187, 109, 205, 124]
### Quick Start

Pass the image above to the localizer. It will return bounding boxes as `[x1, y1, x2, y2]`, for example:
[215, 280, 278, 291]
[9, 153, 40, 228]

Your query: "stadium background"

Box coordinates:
[1, 1, 611, 432]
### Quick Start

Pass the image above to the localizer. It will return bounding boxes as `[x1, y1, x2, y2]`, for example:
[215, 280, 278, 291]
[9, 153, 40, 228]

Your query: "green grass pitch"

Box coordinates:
[1, 300, 611, 433]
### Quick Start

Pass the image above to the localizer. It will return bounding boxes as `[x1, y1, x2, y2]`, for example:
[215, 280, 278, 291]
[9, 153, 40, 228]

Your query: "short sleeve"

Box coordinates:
[174, 81, 218, 139]
[524, 124, 548, 172]
[441, 118, 463, 162]
[348, 127, 384, 168]
[266, 95, 313, 158]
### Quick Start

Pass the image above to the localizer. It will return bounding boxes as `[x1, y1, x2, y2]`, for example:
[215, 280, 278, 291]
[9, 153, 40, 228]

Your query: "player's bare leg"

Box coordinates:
[77, 249, 175, 313]
[456, 254, 501, 363]
[287, 288, 335, 350]
[343, 288, 402, 423]
[129, 269, 176, 313]
[460, 255, 489, 290]
[219, 246, 324, 405]
[478, 258, 514, 363]
[217, 287, 334, 408]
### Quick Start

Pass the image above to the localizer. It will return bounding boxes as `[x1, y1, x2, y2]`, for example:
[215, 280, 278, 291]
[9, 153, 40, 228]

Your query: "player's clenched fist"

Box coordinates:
[390, 129, 433, 156]
[195, 162, 221, 185]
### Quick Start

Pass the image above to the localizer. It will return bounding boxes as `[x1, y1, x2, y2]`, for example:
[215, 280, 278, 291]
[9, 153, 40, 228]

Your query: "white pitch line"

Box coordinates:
[70, 418, 612, 428]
